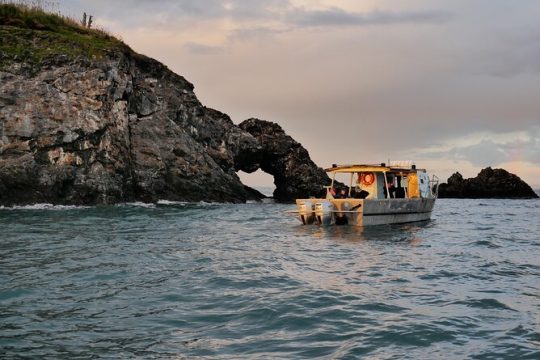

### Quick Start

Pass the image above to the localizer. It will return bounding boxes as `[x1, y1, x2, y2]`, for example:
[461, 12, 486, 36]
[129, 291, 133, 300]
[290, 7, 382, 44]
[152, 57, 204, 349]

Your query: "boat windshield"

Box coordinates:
[327, 167, 422, 200]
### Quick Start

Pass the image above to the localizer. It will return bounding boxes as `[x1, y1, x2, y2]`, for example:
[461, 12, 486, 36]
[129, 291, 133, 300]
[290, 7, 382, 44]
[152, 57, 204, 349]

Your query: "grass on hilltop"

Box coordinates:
[0, 2, 126, 69]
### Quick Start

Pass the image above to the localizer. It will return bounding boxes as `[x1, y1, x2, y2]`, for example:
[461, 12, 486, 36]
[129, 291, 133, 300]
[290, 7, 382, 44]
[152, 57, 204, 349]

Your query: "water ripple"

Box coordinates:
[1, 199, 539, 358]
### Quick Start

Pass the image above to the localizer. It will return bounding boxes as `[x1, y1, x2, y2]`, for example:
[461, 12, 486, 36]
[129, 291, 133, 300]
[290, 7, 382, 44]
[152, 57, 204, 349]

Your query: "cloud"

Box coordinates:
[228, 26, 291, 41]
[413, 127, 540, 168]
[66, 1, 451, 32]
[218, 0, 293, 20]
[67, 0, 287, 23]
[478, 33, 540, 77]
[184, 42, 225, 55]
[287, 7, 451, 27]
[63, 0, 228, 28]
[452, 140, 511, 166]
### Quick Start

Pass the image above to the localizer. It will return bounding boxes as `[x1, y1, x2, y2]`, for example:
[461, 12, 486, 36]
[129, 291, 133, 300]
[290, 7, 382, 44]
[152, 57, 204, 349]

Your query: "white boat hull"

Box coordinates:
[295, 198, 435, 226]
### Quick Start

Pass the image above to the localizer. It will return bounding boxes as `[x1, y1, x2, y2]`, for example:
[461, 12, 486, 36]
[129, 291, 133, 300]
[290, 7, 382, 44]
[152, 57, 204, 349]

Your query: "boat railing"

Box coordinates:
[387, 160, 414, 168]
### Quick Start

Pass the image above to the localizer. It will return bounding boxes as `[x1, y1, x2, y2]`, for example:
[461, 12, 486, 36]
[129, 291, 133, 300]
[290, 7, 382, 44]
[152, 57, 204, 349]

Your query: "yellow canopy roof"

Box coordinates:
[325, 164, 421, 174]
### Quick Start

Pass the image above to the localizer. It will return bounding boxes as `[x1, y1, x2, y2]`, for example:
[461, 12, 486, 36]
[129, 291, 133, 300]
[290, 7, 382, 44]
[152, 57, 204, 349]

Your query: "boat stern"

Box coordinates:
[295, 199, 315, 225]
[295, 198, 364, 226]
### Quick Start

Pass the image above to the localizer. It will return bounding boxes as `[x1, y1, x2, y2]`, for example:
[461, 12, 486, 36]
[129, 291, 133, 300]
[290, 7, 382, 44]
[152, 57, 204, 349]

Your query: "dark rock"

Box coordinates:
[238, 119, 331, 202]
[438, 167, 538, 198]
[243, 185, 267, 201]
[0, 26, 329, 205]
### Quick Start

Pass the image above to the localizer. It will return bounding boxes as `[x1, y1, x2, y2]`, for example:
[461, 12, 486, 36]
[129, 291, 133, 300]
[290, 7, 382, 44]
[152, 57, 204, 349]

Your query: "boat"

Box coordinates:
[294, 162, 439, 226]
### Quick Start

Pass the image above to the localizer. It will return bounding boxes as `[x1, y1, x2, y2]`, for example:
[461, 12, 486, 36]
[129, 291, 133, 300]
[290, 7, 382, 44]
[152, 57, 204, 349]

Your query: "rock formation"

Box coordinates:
[238, 119, 330, 202]
[438, 167, 538, 199]
[0, 5, 329, 205]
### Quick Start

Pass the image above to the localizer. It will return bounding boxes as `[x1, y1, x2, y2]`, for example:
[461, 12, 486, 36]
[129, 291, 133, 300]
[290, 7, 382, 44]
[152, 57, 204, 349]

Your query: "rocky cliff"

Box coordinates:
[438, 167, 538, 199]
[0, 5, 330, 205]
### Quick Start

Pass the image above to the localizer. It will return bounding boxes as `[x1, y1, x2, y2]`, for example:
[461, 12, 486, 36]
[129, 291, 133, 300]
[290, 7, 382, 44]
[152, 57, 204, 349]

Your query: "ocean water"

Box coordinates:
[1, 198, 539, 359]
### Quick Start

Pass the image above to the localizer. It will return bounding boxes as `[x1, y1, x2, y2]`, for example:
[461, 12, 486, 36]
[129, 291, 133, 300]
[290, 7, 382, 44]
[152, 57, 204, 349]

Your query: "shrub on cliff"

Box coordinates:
[0, 2, 124, 70]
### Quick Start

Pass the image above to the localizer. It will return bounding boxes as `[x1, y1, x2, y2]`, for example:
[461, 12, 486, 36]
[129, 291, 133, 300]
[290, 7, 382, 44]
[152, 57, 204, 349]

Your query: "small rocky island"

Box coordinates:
[438, 167, 538, 199]
[0, 4, 329, 206]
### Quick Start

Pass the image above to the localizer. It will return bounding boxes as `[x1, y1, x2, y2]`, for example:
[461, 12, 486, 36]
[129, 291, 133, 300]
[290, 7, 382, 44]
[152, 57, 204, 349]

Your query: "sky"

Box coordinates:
[56, 0, 540, 188]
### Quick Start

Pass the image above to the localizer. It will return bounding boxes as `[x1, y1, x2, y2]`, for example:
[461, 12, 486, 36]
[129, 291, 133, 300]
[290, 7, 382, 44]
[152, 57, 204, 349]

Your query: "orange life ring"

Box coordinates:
[360, 172, 375, 186]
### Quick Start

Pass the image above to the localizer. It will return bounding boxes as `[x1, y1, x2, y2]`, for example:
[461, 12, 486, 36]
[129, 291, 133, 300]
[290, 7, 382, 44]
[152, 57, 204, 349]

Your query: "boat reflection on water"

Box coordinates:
[293, 220, 431, 244]
[284, 220, 433, 296]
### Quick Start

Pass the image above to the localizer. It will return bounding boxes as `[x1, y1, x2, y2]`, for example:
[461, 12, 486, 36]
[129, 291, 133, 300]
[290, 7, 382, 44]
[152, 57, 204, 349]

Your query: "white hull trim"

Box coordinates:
[361, 210, 432, 226]
[295, 198, 436, 227]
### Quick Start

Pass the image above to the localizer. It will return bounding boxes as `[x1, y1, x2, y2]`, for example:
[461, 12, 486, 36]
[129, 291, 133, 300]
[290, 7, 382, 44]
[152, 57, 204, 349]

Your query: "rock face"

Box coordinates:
[238, 119, 330, 202]
[438, 167, 538, 199]
[0, 17, 329, 205]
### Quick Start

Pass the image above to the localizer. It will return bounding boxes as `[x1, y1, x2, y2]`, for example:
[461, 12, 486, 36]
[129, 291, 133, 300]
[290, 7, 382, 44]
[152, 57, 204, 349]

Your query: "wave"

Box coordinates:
[0, 203, 90, 211]
[120, 202, 157, 208]
[156, 200, 189, 206]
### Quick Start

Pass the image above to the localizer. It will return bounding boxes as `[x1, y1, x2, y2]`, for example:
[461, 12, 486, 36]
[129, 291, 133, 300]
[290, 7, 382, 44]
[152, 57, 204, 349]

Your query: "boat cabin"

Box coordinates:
[326, 162, 436, 200]
[293, 161, 439, 226]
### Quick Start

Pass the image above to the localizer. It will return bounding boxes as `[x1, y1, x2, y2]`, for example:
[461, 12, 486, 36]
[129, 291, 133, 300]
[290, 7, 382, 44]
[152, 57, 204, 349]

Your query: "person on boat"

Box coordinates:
[395, 176, 406, 198]
[329, 187, 337, 198]
[335, 187, 349, 199]
[384, 174, 395, 198]
[354, 189, 370, 199]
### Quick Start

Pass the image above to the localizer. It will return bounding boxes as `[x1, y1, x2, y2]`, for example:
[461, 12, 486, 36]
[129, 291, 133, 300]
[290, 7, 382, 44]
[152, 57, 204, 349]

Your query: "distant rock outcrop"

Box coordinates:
[0, 5, 330, 205]
[438, 167, 538, 199]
